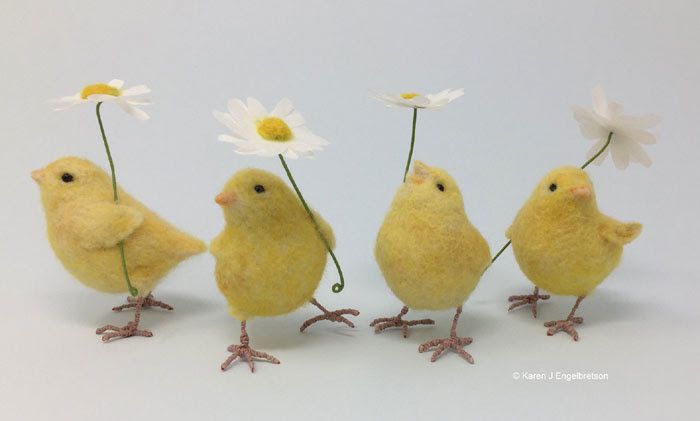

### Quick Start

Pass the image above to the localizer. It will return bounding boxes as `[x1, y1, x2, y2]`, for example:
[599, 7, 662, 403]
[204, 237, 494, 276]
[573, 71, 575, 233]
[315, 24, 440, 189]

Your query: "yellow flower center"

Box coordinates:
[256, 117, 293, 142]
[80, 83, 121, 99]
[400, 92, 420, 100]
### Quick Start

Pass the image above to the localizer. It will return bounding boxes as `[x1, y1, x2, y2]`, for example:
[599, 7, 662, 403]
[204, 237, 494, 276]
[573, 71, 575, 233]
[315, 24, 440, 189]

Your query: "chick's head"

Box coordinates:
[395, 161, 465, 214]
[32, 157, 113, 210]
[216, 168, 302, 225]
[528, 166, 598, 214]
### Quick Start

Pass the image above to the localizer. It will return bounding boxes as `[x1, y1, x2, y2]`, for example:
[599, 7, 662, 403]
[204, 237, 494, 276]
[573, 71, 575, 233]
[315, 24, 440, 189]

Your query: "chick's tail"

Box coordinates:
[174, 233, 207, 259]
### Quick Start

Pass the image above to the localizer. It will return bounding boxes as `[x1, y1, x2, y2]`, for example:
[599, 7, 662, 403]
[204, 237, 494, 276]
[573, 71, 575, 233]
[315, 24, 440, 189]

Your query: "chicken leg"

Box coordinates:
[418, 306, 474, 363]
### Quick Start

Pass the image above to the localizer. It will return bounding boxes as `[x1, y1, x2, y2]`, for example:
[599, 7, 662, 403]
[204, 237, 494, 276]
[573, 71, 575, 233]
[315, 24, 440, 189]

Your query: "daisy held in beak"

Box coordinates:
[574, 86, 659, 170]
[50, 79, 152, 296]
[490, 85, 660, 265]
[373, 88, 464, 182]
[214, 97, 345, 293]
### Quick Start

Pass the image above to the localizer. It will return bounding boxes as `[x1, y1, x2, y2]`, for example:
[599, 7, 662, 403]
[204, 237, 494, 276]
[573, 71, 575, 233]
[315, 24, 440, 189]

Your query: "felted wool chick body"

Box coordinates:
[372, 161, 491, 363]
[32, 157, 206, 341]
[506, 166, 641, 340]
[211, 168, 358, 372]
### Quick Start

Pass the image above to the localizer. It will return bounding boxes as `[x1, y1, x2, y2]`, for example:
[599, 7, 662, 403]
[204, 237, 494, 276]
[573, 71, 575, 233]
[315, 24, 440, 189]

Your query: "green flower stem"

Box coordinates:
[488, 131, 614, 266]
[96, 102, 138, 297]
[278, 154, 345, 293]
[490, 240, 512, 264]
[402, 107, 418, 182]
[581, 131, 613, 170]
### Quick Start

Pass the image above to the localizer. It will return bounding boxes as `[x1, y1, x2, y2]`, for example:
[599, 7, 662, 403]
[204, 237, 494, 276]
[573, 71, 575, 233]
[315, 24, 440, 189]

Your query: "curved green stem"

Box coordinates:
[402, 108, 418, 182]
[278, 154, 345, 293]
[581, 131, 613, 169]
[96, 102, 138, 297]
[488, 131, 614, 267]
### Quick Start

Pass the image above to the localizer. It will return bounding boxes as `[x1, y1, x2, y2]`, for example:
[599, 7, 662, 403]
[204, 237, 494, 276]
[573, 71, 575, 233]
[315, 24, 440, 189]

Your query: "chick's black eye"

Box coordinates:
[61, 173, 74, 183]
[436, 183, 445, 192]
[549, 183, 557, 192]
[254, 184, 265, 193]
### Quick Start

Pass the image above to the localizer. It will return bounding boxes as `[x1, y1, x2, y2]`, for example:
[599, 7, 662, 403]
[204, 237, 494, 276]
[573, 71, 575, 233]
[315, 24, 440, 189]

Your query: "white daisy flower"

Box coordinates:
[53, 79, 151, 120]
[573, 86, 659, 169]
[373, 88, 464, 109]
[213, 97, 328, 159]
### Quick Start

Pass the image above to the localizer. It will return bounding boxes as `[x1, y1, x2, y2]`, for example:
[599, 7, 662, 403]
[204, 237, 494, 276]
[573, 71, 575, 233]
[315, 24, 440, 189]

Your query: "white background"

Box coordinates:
[1, 1, 698, 419]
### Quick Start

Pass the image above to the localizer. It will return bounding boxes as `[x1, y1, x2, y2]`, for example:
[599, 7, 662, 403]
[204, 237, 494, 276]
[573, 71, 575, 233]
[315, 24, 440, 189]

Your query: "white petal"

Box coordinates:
[574, 107, 608, 140]
[287, 140, 324, 155]
[615, 126, 657, 145]
[228, 137, 289, 157]
[607, 102, 625, 119]
[572, 106, 596, 125]
[610, 141, 630, 170]
[589, 110, 613, 131]
[213, 110, 238, 131]
[125, 97, 151, 105]
[617, 114, 660, 130]
[246, 97, 267, 118]
[372, 93, 413, 108]
[283, 149, 300, 159]
[218, 134, 248, 144]
[373, 94, 403, 107]
[117, 101, 149, 120]
[425, 88, 464, 106]
[121, 85, 151, 96]
[293, 126, 328, 146]
[445, 88, 465, 101]
[624, 140, 652, 167]
[108, 79, 125, 89]
[51, 95, 84, 110]
[230, 139, 266, 152]
[592, 86, 608, 116]
[285, 140, 315, 152]
[426, 89, 450, 100]
[227, 99, 250, 121]
[215, 111, 257, 140]
[233, 146, 266, 156]
[582, 126, 608, 141]
[285, 111, 306, 128]
[53, 93, 81, 102]
[87, 94, 119, 102]
[268, 141, 292, 154]
[425, 98, 449, 109]
[247, 142, 284, 157]
[409, 96, 430, 108]
[271, 98, 295, 117]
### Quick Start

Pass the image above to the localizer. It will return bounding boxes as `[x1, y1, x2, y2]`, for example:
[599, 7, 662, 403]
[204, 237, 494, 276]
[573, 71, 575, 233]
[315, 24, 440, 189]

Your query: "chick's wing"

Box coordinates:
[58, 202, 144, 250]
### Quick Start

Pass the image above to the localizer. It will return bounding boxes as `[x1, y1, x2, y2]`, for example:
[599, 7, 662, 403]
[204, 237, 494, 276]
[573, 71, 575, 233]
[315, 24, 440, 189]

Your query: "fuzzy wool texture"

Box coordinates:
[34, 157, 207, 295]
[210, 168, 334, 321]
[507, 166, 642, 297]
[375, 162, 491, 310]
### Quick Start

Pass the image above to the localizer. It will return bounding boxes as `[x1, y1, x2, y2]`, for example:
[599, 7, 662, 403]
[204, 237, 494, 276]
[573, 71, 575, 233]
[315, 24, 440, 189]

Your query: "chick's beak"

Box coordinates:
[570, 186, 592, 199]
[215, 191, 236, 206]
[31, 168, 45, 183]
[407, 161, 430, 185]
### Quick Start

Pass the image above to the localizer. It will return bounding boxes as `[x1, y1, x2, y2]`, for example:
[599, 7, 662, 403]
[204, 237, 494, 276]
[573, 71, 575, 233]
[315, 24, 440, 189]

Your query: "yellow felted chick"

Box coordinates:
[32, 157, 206, 341]
[506, 166, 642, 340]
[372, 161, 491, 363]
[211, 168, 359, 372]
